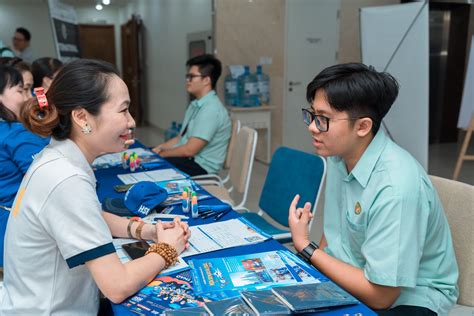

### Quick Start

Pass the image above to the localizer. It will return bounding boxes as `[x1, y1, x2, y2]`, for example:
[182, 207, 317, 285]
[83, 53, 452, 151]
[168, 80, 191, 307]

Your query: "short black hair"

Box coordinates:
[186, 54, 222, 89]
[306, 63, 399, 135]
[16, 27, 31, 41]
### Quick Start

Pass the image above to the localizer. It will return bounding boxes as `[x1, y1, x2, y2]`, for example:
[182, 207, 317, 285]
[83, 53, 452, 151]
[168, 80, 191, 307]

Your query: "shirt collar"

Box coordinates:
[191, 90, 216, 108]
[49, 138, 96, 183]
[349, 130, 388, 188]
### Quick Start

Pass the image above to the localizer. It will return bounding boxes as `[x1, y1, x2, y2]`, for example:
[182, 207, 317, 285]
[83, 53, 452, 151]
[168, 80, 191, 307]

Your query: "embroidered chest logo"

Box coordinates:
[354, 201, 362, 215]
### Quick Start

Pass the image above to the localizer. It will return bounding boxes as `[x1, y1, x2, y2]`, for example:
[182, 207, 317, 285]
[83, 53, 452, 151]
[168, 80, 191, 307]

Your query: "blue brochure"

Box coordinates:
[188, 250, 319, 295]
[271, 281, 359, 312]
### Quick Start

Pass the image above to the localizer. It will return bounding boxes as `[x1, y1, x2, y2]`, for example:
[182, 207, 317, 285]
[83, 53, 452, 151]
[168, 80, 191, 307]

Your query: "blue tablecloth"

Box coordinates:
[95, 145, 376, 316]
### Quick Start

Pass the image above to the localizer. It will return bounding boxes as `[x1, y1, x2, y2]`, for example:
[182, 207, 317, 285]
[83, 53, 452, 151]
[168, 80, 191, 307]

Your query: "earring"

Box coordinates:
[81, 123, 92, 134]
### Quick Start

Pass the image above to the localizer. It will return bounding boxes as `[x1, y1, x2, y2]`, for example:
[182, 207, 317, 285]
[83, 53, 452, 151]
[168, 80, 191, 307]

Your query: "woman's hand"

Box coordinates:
[288, 194, 313, 252]
[155, 217, 191, 254]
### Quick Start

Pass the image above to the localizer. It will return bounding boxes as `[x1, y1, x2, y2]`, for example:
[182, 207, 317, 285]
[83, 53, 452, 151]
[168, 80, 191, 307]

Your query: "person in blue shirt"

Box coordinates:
[289, 63, 458, 315]
[0, 64, 49, 267]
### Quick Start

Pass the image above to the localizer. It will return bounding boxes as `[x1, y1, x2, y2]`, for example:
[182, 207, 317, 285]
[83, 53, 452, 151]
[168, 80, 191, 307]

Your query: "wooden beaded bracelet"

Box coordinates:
[145, 243, 178, 269]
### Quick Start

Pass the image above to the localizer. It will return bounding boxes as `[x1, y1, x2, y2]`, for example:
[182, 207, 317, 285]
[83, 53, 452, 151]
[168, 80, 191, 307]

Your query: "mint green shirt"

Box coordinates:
[176, 91, 231, 174]
[323, 130, 458, 315]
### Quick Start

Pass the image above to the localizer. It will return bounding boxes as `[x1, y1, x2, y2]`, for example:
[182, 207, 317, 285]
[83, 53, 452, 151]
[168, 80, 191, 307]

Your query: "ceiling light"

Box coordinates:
[96, 4, 103, 10]
[102, 0, 110, 5]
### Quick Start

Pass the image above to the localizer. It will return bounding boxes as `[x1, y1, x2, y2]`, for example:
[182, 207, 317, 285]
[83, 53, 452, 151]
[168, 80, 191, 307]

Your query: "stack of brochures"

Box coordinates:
[118, 261, 359, 315]
[170, 282, 358, 315]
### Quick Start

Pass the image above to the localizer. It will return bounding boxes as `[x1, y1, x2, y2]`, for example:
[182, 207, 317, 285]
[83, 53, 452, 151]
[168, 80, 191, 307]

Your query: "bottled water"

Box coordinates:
[224, 70, 239, 106]
[256, 65, 270, 105]
[239, 66, 260, 107]
[164, 121, 179, 141]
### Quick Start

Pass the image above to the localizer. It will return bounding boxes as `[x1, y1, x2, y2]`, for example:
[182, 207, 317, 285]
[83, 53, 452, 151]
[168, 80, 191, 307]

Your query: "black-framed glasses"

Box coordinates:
[301, 108, 362, 132]
[185, 73, 204, 81]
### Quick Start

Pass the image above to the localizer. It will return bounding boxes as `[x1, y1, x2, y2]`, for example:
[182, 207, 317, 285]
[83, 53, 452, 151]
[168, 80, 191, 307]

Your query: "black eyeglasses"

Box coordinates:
[301, 108, 362, 132]
[185, 73, 204, 81]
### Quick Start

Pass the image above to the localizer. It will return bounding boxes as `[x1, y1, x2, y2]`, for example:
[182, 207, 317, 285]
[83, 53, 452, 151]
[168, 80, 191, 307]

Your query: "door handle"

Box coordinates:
[289, 81, 302, 86]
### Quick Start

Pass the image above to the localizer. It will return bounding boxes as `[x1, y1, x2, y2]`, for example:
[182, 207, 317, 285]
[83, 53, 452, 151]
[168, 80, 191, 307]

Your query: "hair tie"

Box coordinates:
[34, 87, 49, 111]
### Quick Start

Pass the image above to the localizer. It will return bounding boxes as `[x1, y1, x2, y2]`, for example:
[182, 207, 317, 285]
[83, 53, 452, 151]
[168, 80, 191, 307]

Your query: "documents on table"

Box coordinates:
[118, 168, 187, 184]
[182, 218, 271, 258]
[112, 238, 189, 276]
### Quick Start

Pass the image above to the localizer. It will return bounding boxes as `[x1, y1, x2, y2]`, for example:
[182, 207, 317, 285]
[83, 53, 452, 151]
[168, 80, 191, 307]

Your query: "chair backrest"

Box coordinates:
[224, 119, 241, 170]
[429, 175, 474, 306]
[228, 126, 257, 196]
[259, 147, 326, 228]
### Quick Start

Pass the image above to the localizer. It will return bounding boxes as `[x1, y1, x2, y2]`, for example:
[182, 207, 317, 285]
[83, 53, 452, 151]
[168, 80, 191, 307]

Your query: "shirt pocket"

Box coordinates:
[343, 208, 367, 265]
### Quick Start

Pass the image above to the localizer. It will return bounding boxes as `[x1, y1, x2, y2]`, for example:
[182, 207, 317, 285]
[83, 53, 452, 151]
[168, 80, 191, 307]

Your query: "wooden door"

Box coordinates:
[121, 15, 143, 125]
[78, 24, 116, 66]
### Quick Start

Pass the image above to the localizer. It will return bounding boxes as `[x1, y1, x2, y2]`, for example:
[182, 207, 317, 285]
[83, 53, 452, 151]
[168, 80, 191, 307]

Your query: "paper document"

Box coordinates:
[118, 168, 187, 184]
[182, 218, 271, 257]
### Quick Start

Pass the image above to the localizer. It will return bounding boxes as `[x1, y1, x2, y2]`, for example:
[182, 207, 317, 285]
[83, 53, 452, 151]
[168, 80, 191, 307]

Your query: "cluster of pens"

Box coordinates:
[121, 152, 142, 172]
[181, 187, 198, 218]
[197, 204, 232, 221]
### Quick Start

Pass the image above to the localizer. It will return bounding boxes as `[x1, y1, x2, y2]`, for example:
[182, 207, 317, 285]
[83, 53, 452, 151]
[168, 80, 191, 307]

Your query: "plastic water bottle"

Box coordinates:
[239, 66, 260, 107]
[224, 71, 239, 106]
[164, 121, 178, 141]
[256, 65, 270, 105]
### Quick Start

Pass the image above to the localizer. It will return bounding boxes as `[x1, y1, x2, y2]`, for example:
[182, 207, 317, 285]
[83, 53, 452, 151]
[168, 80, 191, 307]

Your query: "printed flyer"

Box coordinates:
[189, 250, 319, 295]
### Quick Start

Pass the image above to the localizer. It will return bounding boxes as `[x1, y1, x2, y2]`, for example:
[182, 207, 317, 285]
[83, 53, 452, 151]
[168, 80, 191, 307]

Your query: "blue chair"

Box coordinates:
[240, 147, 326, 243]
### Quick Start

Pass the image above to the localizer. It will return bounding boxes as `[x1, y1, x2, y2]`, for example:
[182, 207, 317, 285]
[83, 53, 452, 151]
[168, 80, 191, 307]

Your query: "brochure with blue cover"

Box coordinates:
[271, 281, 359, 312]
[188, 250, 319, 295]
[118, 270, 212, 314]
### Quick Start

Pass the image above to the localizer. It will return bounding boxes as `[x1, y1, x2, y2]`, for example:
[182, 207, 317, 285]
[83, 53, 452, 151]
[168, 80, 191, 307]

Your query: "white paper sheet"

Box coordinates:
[118, 168, 187, 184]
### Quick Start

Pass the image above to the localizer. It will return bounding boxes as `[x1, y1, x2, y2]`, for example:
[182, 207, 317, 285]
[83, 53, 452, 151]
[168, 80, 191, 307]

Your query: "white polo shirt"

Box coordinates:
[1, 138, 115, 315]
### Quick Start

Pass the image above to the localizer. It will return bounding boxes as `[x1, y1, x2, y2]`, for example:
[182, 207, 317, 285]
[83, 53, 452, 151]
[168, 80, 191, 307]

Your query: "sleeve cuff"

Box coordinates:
[66, 243, 116, 268]
[364, 266, 417, 288]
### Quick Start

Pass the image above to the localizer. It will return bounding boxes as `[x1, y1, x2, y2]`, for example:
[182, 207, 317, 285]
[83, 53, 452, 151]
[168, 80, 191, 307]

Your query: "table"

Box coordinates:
[95, 145, 376, 315]
[226, 105, 274, 163]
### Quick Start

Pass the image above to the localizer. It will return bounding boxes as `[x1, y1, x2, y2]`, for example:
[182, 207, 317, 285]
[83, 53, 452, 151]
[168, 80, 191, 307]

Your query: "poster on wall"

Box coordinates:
[48, 0, 81, 62]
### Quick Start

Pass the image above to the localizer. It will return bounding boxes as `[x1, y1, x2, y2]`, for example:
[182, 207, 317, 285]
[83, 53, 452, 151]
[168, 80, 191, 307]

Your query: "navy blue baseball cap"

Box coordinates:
[124, 181, 169, 217]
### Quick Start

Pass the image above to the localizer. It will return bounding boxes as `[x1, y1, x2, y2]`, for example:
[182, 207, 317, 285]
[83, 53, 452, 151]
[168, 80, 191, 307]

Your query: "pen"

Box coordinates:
[214, 209, 231, 221]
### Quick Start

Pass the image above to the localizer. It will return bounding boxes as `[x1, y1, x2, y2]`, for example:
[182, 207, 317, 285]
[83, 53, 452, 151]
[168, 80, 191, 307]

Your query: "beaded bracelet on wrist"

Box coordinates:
[145, 242, 178, 269]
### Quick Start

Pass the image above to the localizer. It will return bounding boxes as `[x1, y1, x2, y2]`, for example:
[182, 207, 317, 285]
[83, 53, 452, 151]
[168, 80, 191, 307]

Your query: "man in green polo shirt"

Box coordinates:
[289, 63, 458, 315]
[153, 54, 231, 176]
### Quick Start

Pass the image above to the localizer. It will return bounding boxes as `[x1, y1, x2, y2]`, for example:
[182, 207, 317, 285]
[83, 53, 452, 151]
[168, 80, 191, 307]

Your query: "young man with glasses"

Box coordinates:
[152, 54, 231, 176]
[12, 27, 34, 63]
[289, 63, 458, 315]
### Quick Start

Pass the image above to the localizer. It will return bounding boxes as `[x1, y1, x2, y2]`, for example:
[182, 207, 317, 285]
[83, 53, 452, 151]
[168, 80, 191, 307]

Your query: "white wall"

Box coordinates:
[74, 6, 122, 74]
[119, 0, 212, 130]
[0, 0, 56, 60]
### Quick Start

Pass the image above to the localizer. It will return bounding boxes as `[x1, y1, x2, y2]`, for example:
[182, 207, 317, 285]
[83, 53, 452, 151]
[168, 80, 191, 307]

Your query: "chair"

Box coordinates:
[429, 175, 474, 307]
[201, 126, 257, 208]
[453, 114, 474, 180]
[192, 119, 240, 184]
[240, 147, 326, 242]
